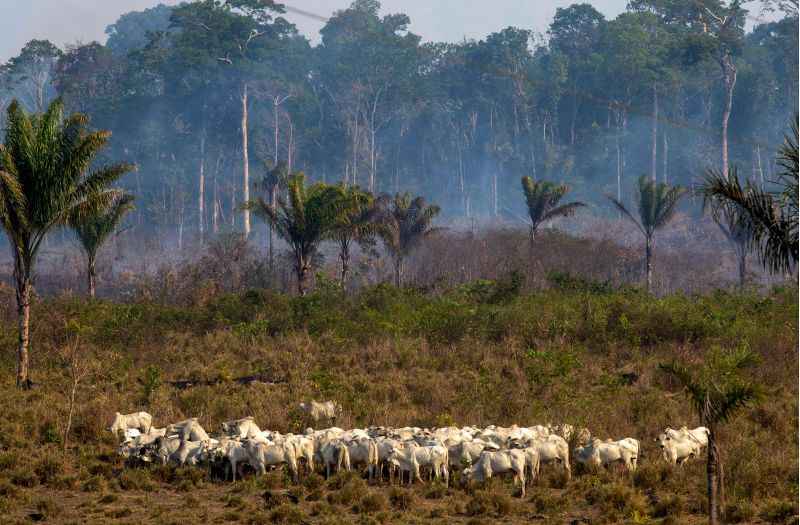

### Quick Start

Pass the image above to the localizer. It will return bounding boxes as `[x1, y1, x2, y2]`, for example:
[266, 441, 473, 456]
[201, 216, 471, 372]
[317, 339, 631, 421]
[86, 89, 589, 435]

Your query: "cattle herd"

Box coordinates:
[110, 403, 711, 497]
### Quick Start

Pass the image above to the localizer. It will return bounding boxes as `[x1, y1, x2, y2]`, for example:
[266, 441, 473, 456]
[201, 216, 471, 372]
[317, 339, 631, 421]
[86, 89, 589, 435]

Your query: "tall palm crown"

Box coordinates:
[71, 193, 135, 297]
[608, 175, 686, 292]
[660, 347, 758, 525]
[245, 172, 339, 295]
[0, 98, 132, 386]
[700, 120, 798, 274]
[328, 185, 382, 284]
[520, 177, 585, 241]
[378, 192, 441, 286]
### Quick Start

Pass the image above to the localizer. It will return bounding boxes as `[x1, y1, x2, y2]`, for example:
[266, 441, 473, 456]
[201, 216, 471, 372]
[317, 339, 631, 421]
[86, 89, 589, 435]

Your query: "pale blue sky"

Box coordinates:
[0, 0, 775, 62]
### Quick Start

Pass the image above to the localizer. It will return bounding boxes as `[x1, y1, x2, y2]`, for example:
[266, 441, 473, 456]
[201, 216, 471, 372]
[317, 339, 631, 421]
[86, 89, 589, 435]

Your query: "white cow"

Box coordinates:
[345, 438, 379, 480]
[155, 436, 206, 466]
[221, 417, 261, 439]
[166, 418, 210, 442]
[574, 438, 640, 472]
[412, 445, 449, 485]
[658, 427, 708, 465]
[110, 412, 153, 438]
[243, 440, 298, 481]
[464, 450, 527, 496]
[299, 401, 341, 425]
[387, 447, 422, 485]
[317, 439, 351, 478]
[528, 435, 571, 479]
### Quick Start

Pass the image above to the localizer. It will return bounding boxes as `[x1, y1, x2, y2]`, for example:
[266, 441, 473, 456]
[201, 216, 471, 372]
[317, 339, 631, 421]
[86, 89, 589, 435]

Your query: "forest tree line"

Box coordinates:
[0, 0, 797, 245]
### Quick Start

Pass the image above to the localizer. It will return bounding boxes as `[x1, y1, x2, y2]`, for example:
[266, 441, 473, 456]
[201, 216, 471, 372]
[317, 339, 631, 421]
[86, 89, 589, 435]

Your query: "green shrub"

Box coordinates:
[388, 487, 415, 510]
[34, 457, 64, 485]
[424, 481, 448, 499]
[465, 490, 513, 517]
[354, 492, 388, 514]
[10, 469, 38, 488]
[725, 498, 756, 523]
[268, 504, 305, 524]
[760, 499, 798, 524]
[118, 469, 154, 491]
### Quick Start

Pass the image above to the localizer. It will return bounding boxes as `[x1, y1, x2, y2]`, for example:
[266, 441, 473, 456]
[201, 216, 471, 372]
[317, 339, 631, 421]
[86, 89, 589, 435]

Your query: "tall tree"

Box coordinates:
[70, 193, 135, 298]
[244, 172, 339, 295]
[660, 346, 758, 525]
[608, 175, 686, 292]
[520, 177, 585, 244]
[701, 120, 798, 274]
[0, 99, 132, 387]
[328, 185, 381, 285]
[5, 39, 62, 112]
[377, 193, 441, 287]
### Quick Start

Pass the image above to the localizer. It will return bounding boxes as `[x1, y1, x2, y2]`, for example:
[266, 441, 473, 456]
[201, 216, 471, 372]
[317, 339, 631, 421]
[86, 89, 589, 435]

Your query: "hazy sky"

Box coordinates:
[0, 0, 775, 62]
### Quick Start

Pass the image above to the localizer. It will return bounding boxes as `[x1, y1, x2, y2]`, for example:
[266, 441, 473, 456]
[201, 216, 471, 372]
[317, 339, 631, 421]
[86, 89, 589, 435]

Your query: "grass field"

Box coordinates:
[0, 275, 796, 524]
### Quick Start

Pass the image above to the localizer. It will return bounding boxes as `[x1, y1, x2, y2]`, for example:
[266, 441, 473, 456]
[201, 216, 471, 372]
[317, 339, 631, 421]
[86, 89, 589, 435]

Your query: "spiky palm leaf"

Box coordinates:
[659, 346, 758, 425]
[377, 192, 442, 259]
[243, 172, 340, 294]
[609, 175, 686, 238]
[701, 120, 798, 275]
[70, 193, 135, 263]
[0, 98, 133, 386]
[520, 177, 586, 237]
[0, 99, 133, 263]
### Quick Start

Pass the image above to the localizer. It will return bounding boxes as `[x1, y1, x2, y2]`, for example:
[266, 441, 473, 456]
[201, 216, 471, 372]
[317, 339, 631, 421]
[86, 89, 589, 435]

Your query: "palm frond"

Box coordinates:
[608, 195, 646, 237]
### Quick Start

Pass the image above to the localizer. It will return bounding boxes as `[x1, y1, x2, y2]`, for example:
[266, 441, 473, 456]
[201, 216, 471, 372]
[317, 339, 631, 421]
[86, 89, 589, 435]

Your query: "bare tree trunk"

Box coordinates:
[87, 255, 96, 299]
[198, 131, 206, 244]
[707, 426, 720, 525]
[15, 262, 31, 389]
[63, 376, 78, 453]
[269, 185, 277, 274]
[756, 144, 764, 187]
[720, 56, 737, 178]
[663, 130, 669, 184]
[651, 84, 658, 182]
[738, 248, 746, 288]
[340, 240, 350, 285]
[241, 83, 251, 237]
[645, 236, 653, 293]
[296, 255, 310, 296]
[394, 255, 403, 287]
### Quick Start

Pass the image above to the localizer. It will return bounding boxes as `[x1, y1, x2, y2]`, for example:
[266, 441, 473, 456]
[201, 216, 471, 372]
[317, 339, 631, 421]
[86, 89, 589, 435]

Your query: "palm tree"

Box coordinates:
[70, 193, 135, 298]
[0, 99, 132, 388]
[377, 193, 441, 287]
[708, 189, 752, 288]
[328, 185, 382, 285]
[244, 172, 338, 296]
[520, 177, 586, 244]
[660, 347, 758, 525]
[608, 176, 686, 293]
[700, 119, 798, 274]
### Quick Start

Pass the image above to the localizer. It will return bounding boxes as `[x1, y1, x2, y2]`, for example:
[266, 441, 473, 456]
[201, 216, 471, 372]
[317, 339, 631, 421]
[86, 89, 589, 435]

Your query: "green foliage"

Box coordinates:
[701, 120, 799, 275]
[140, 364, 162, 404]
[520, 177, 586, 238]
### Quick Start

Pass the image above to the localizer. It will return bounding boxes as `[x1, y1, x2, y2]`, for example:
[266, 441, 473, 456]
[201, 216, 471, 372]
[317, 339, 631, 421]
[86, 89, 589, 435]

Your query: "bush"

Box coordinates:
[354, 492, 388, 514]
[585, 482, 648, 520]
[118, 469, 155, 491]
[652, 494, 684, 518]
[725, 498, 756, 523]
[326, 475, 367, 507]
[760, 499, 798, 524]
[10, 469, 38, 488]
[424, 481, 448, 499]
[268, 504, 305, 524]
[465, 490, 513, 517]
[388, 487, 415, 510]
[34, 457, 64, 485]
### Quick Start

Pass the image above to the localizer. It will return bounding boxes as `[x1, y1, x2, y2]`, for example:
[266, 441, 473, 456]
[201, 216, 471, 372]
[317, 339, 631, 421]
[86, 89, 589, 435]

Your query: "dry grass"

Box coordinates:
[0, 245, 796, 523]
